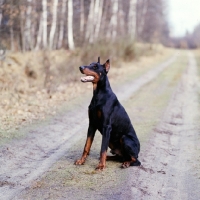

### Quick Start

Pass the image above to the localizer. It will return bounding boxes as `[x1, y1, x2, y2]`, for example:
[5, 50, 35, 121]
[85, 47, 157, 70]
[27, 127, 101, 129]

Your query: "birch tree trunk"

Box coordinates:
[0, 0, 3, 27]
[94, 0, 104, 40]
[68, 0, 75, 50]
[118, 0, 125, 37]
[58, 0, 67, 49]
[100, 0, 109, 38]
[42, 0, 47, 49]
[8, 1, 15, 51]
[49, 0, 58, 49]
[10, 25, 14, 51]
[107, 0, 118, 40]
[20, 9, 25, 52]
[92, 0, 100, 41]
[128, 0, 137, 40]
[35, 14, 43, 50]
[24, 0, 33, 50]
[31, 0, 37, 49]
[80, 0, 84, 34]
[137, 0, 148, 38]
[85, 0, 94, 43]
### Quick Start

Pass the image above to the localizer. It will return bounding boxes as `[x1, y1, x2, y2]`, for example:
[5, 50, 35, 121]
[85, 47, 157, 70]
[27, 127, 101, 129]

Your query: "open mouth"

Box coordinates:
[80, 75, 95, 82]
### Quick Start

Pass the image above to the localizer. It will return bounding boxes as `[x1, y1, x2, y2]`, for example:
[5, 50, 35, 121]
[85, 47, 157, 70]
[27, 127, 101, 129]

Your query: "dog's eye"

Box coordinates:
[93, 65, 98, 70]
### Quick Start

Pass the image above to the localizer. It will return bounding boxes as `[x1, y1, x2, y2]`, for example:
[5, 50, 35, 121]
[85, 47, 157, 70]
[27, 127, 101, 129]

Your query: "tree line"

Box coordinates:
[167, 24, 200, 49]
[184, 24, 200, 49]
[0, 0, 169, 52]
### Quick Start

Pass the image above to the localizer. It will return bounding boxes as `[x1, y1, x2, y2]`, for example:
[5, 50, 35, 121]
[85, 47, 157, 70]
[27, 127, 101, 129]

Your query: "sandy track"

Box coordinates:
[1, 52, 200, 200]
[128, 52, 200, 199]
[0, 53, 177, 199]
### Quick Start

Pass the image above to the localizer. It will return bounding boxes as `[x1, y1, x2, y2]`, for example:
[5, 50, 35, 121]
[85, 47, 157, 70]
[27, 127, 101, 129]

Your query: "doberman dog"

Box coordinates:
[75, 58, 141, 170]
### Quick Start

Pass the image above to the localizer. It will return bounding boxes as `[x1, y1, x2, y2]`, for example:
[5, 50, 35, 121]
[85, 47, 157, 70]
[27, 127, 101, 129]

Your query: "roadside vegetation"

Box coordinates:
[0, 0, 170, 143]
[0, 43, 174, 144]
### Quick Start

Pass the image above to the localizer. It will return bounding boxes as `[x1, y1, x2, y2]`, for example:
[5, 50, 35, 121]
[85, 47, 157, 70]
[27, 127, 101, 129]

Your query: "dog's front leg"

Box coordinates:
[96, 125, 111, 171]
[75, 125, 96, 165]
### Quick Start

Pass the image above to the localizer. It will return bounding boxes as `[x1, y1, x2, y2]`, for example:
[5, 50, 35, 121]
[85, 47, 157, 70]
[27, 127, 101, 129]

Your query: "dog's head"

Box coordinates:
[79, 59, 110, 84]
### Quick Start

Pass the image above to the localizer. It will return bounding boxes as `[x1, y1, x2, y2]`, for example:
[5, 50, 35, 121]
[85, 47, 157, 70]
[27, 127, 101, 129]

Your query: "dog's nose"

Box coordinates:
[79, 66, 85, 73]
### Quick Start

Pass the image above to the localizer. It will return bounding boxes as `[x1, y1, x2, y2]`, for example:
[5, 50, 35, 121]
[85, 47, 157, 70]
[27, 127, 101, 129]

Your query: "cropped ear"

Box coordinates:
[103, 59, 110, 73]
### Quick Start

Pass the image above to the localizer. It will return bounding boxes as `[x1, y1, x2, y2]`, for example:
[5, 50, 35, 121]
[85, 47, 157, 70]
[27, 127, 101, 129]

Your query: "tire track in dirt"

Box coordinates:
[128, 52, 200, 200]
[0, 53, 178, 200]
[116, 53, 177, 101]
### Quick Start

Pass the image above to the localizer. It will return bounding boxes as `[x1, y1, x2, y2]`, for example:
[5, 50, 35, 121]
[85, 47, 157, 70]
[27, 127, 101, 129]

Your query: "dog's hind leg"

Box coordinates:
[121, 135, 141, 168]
[106, 155, 121, 161]
[121, 158, 141, 168]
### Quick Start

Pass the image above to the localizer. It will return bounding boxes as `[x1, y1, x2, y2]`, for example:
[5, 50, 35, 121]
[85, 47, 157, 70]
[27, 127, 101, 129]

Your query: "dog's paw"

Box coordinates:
[121, 161, 131, 168]
[74, 158, 85, 165]
[95, 163, 105, 171]
[121, 160, 141, 168]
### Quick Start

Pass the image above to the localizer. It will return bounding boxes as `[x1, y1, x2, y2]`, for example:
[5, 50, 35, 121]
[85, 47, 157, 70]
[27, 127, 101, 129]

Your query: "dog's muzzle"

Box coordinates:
[79, 66, 95, 82]
[79, 66, 85, 74]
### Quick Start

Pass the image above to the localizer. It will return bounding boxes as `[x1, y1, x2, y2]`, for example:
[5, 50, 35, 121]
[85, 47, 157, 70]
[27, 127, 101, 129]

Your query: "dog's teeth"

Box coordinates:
[81, 76, 94, 82]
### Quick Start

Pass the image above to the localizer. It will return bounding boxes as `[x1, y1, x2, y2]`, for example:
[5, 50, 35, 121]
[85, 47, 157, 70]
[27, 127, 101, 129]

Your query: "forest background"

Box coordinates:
[0, 0, 200, 137]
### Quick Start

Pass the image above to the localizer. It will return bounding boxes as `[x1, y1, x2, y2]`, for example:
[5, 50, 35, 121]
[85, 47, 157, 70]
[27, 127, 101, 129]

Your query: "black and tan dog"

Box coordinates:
[75, 58, 141, 170]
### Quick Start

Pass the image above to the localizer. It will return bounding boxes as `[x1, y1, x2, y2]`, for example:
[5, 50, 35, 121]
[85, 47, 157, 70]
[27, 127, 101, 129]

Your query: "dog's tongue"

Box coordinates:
[81, 76, 94, 82]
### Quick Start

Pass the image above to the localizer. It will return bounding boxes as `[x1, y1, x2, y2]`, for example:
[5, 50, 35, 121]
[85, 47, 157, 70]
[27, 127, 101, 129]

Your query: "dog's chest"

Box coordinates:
[96, 109, 102, 119]
[89, 105, 102, 120]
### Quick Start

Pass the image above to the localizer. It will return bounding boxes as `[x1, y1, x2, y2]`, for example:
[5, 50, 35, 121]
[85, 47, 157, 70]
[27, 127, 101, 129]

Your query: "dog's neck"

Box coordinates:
[93, 76, 112, 97]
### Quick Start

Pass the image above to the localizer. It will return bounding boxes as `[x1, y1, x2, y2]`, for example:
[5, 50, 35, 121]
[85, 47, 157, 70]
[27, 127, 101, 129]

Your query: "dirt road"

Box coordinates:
[0, 51, 200, 200]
